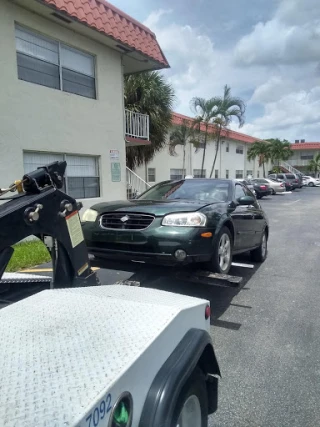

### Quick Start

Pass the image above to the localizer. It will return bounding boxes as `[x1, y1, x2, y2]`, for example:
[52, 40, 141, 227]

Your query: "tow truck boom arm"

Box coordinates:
[0, 161, 99, 288]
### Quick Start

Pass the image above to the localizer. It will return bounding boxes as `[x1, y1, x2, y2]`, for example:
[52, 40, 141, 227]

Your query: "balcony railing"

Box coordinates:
[125, 109, 149, 141]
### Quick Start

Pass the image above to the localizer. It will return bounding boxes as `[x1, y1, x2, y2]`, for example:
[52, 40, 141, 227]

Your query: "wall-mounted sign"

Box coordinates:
[111, 162, 121, 182]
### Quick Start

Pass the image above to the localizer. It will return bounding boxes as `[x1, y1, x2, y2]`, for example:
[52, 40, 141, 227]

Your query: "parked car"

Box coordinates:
[302, 176, 320, 187]
[252, 178, 285, 194]
[250, 180, 272, 199]
[235, 178, 256, 196]
[82, 178, 269, 274]
[268, 173, 299, 190]
[296, 173, 304, 188]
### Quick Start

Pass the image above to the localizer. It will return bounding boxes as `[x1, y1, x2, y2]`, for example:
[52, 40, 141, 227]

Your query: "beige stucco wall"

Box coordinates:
[0, 1, 127, 213]
[136, 136, 267, 185]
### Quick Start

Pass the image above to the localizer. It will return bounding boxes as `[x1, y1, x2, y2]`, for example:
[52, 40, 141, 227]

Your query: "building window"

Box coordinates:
[236, 145, 244, 154]
[148, 168, 156, 182]
[215, 170, 219, 178]
[247, 170, 253, 177]
[226, 169, 229, 179]
[226, 143, 229, 152]
[257, 171, 260, 178]
[236, 170, 244, 179]
[193, 169, 206, 178]
[23, 151, 100, 199]
[15, 25, 96, 99]
[300, 154, 314, 160]
[170, 169, 186, 180]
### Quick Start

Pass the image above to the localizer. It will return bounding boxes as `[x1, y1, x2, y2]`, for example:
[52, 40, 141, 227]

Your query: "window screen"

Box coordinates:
[170, 169, 186, 180]
[15, 25, 96, 99]
[148, 168, 156, 182]
[193, 169, 206, 178]
[23, 151, 100, 199]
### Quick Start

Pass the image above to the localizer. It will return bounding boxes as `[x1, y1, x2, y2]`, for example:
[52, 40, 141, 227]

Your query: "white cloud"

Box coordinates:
[234, 0, 320, 66]
[241, 86, 320, 140]
[230, 0, 320, 141]
[142, 1, 320, 141]
[143, 9, 172, 29]
[142, 10, 268, 118]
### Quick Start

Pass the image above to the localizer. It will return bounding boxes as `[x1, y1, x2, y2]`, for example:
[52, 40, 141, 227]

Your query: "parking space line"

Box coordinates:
[285, 199, 300, 205]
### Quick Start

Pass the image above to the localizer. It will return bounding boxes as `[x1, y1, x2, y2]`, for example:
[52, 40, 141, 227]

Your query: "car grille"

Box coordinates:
[100, 212, 155, 230]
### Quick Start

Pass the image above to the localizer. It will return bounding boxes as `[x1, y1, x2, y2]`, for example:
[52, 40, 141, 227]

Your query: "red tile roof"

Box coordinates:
[172, 112, 263, 144]
[291, 143, 320, 150]
[41, 0, 169, 67]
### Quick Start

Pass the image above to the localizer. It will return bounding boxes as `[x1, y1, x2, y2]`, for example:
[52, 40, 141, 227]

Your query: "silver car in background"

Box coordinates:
[252, 178, 286, 194]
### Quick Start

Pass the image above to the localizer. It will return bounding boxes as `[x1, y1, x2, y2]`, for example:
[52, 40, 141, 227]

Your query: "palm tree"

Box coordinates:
[267, 139, 293, 168]
[247, 141, 271, 177]
[125, 71, 175, 170]
[190, 97, 221, 176]
[169, 119, 198, 177]
[308, 152, 320, 176]
[209, 85, 246, 178]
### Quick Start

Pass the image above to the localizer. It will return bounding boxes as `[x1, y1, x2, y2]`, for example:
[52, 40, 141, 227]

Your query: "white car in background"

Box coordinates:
[302, 176, 320, 187]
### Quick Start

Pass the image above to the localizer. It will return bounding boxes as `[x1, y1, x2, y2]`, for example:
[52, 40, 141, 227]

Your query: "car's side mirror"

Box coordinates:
[238, 196, 255, 205]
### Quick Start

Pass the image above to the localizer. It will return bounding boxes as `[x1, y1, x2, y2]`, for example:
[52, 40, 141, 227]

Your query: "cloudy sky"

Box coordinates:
[111, 0, 320, 142]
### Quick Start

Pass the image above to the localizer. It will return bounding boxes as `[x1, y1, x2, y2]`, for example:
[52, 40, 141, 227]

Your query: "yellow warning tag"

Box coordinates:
[66, 211, 84, 248]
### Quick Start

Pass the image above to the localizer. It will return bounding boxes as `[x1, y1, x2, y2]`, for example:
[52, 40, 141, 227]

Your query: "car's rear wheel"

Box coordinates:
[271, 188, 276, 195]
[208, 227, 233, 274]
[250, 230, 268, 262]
[308, 182, 315, 187]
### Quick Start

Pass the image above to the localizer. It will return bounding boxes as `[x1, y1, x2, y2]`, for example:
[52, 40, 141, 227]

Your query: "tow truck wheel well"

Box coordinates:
[139, 328, 220, 427]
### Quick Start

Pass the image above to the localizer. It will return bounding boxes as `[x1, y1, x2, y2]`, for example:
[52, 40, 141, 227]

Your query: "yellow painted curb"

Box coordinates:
[20, 267, 100, 273]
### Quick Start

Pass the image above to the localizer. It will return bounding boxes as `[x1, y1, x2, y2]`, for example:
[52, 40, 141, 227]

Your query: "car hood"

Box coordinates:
[90, 199, 214, 216]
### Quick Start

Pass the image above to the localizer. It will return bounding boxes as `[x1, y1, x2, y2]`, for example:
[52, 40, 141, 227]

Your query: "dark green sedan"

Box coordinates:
[81, 178, 269, 274]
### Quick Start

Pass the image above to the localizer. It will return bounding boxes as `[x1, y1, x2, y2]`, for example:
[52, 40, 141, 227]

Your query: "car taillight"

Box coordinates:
[294, 179, 298, 183]
[260, 185, 266, 189]
[280, 183, 284, 187]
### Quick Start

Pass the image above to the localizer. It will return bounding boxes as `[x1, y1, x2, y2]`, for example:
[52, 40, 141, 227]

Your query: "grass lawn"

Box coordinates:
[6, 240, 51, 272]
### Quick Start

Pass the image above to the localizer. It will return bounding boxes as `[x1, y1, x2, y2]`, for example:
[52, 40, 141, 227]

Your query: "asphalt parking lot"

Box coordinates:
[93, 187, 320, 427]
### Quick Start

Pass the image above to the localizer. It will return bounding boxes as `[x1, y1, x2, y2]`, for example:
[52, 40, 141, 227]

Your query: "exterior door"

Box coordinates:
[231, 184, 256, 250]
[243, 185, 266, 246]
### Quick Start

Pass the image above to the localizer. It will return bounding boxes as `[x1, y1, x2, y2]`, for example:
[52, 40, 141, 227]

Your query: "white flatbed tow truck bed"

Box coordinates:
[0, 285, 219, 427]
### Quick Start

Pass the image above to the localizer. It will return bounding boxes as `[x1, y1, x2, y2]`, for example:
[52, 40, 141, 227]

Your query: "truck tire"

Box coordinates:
[172, 367, 208, 427]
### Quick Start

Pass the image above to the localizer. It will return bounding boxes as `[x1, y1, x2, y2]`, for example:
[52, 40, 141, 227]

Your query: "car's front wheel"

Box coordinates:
[308, 182, 315, 187]
[208, 227, 233, 274]
[250, 230, 268, 262]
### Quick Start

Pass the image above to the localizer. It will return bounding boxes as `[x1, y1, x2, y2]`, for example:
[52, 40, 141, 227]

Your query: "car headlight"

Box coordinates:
[162, 212, 207, 227]
[82, 208, 98, 222]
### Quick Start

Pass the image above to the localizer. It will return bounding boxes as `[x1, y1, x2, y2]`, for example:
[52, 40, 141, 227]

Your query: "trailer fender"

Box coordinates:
[139, 328, 220, 427]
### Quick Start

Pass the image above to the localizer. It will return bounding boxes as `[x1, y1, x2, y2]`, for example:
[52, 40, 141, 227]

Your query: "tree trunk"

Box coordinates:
[209, 125, 222, 178]
[201, 126, 208, 176]
[182, 143, 186, 178]
[262, 162, 265, 178]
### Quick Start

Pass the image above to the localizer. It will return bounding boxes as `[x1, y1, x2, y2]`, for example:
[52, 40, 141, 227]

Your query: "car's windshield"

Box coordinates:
[137, 180, 231, 202]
